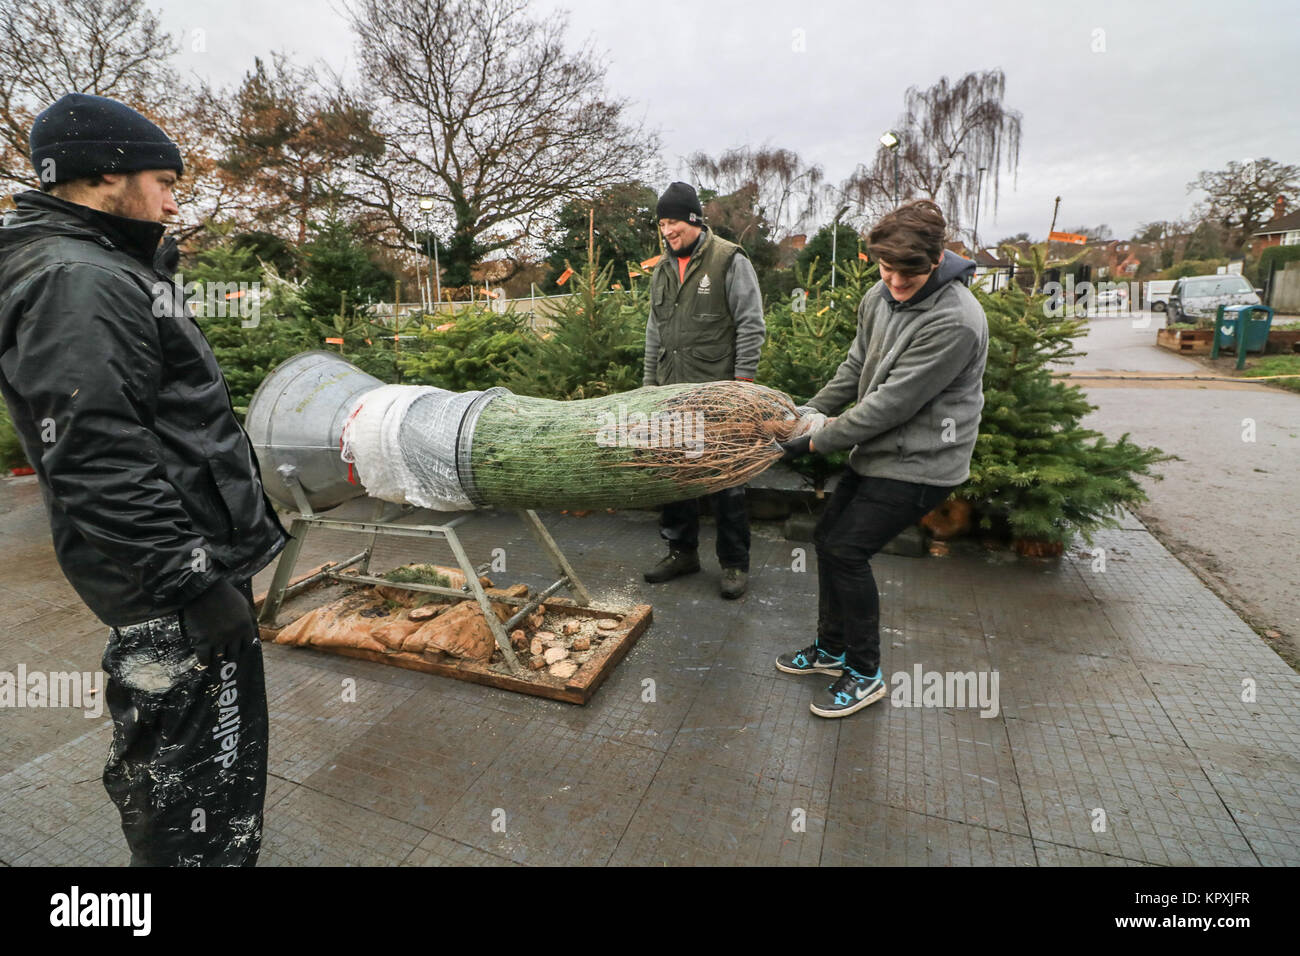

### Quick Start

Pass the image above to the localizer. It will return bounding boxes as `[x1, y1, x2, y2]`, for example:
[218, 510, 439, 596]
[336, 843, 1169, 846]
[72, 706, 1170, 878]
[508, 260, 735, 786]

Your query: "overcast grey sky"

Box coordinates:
[157, 0, 1299, 241]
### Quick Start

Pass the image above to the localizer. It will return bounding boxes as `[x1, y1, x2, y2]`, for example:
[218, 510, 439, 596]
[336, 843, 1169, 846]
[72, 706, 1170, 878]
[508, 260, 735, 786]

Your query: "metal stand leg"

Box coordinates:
[444, 527, 525, 675]
[520, 509, 593, 606]
[259, 517, 310, 625]
[361, 497, 387, 573]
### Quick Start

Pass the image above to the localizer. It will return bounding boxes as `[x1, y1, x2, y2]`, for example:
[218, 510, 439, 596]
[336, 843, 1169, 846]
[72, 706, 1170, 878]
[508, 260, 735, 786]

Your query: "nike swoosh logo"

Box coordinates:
[855, 682, 879, 700]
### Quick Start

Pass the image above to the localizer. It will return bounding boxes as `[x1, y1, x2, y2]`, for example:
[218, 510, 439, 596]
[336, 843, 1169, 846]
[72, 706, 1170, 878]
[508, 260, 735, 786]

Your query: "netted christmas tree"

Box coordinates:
[965, 245, 1171, 548]
[757, 257, 875, 486]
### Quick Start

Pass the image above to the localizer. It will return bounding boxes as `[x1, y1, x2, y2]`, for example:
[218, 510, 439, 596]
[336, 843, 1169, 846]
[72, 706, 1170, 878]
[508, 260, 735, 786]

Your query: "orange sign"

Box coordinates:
[858, 251, 870, 262]
[556, 266, 574, 286]
[325, 337, 344, 345]
[640, 254, 663, 270]
[1049, 231, 1088, 245]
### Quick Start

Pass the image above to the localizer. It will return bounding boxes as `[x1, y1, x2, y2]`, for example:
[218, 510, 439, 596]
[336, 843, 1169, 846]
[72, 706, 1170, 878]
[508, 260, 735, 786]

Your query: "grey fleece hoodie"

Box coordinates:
[806, 250, 988, 487]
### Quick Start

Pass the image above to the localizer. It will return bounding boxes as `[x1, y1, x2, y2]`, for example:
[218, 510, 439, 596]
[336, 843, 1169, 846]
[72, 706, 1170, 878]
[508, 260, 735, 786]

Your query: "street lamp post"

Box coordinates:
[830, 204, 850, 290]
[880, 131, 901, 208]
[412, 225, 426, 312]
[418, 196, 439, 311]
[973, 166, 987, 252]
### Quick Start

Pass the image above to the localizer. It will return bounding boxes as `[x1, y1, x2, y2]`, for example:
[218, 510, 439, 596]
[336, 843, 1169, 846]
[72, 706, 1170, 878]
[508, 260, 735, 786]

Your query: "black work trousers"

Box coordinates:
[101, 578, 268, 866]
[659, 485, 750, 571]
[813, 472, 956, 675]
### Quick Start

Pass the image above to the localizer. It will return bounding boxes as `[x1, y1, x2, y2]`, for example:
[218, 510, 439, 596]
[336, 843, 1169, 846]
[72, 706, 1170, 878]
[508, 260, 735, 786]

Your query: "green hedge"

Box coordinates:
[1154, 258, 1229, 280]
[1260, 244, 1300, 289]
[0, 400, 29, 471]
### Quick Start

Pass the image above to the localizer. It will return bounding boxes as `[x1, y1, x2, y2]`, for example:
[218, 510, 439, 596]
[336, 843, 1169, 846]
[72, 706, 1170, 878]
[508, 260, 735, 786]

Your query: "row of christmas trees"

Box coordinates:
[169, 237, 1170, 549]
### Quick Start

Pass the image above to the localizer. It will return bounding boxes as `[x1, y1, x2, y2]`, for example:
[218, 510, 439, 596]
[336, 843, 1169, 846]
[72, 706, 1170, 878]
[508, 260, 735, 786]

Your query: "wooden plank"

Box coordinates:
[562, 605, 652, 699]
[1156, 328, 1213, 354]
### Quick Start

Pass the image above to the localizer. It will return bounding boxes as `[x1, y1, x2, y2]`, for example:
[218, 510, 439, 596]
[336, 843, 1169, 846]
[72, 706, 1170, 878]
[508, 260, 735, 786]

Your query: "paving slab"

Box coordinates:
[1, 474, 1297, 866]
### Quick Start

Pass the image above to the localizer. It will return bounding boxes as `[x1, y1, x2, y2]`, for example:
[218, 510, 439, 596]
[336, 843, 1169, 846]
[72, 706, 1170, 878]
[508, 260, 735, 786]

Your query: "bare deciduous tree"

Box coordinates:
[1187, 157, 1300, 254]
[211, 54, 385, 246]
[341, 0, 661, 285]
[685, 146, 824, 238]
[0, 0, 179, 186]
[0, 0, 235, 240]
[1133, 218, 1193, 267]
[835, 69, 1022, 237]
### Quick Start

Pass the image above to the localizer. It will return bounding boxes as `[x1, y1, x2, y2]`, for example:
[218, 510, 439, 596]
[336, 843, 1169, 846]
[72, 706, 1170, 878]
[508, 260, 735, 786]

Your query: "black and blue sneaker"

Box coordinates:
[775, 643, 845, 677]
[810, 666, 887, 718]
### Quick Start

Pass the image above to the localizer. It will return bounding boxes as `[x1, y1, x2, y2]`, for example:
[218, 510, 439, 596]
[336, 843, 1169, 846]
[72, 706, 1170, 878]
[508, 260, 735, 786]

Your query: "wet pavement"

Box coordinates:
[2, 475, 1298, 866]
[1059, 310, 1300, 661]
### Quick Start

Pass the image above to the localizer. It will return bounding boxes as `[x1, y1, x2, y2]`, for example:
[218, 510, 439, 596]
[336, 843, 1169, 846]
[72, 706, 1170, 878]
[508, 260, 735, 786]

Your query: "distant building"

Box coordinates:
[970, 248, 1014, 292]
[1252, 197, 1300, 250]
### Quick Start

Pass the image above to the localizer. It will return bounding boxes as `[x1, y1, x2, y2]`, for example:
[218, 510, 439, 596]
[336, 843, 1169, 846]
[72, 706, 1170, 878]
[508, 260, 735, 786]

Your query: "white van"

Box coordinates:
[1144, 280, 1176, 312]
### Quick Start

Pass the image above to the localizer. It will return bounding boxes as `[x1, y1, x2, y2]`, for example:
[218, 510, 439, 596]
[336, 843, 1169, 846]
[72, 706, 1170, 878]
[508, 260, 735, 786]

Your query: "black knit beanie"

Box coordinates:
[29, 93, 184, 185]
[656, 181, 703, 225]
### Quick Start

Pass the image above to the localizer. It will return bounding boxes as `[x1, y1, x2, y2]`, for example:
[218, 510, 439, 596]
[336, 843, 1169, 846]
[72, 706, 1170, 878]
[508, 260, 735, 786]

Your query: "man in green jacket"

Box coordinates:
[642, 182, 765, 599]
[776, 200, 988, 718]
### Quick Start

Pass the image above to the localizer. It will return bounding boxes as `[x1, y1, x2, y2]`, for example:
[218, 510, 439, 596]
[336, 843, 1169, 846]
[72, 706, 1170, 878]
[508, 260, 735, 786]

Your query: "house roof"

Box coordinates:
[1254, 210, 1300, 235]
[973, 248, 1011, 267]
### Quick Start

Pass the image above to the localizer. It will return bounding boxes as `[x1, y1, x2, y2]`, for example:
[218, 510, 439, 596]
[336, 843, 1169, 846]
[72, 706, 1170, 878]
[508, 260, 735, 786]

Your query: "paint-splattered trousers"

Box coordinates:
[101, 579, 268, 866]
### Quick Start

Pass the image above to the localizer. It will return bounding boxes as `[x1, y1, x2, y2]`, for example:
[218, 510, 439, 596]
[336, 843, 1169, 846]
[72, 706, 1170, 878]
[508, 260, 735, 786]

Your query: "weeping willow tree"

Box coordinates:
[835, 69, 1022, 236]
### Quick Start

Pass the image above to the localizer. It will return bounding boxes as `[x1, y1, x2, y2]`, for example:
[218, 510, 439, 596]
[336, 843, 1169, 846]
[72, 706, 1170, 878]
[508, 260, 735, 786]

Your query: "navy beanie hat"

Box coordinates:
[29, 93, 183, 185]
[656, 181, 703, 225]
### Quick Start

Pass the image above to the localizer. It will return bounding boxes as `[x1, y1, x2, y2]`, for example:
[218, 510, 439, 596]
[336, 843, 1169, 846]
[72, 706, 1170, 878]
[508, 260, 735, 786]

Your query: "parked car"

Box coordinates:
[1075, 284, 1127, 317]
[1144, 279, 1176, 312]
[1168, 274, 1261, 323]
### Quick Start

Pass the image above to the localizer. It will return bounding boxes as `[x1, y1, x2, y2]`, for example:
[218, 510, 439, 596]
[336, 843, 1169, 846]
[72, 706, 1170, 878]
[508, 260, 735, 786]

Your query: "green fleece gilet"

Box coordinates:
[648, 230, 745, 384]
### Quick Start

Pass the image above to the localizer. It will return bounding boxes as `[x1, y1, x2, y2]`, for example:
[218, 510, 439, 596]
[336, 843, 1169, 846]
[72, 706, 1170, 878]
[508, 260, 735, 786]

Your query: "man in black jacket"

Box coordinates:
[0, 93, 289, 865]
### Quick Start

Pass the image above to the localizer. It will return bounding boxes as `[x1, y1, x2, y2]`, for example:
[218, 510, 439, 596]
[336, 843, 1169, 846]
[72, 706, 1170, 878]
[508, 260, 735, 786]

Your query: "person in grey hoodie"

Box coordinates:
[774, 200, 988, 718]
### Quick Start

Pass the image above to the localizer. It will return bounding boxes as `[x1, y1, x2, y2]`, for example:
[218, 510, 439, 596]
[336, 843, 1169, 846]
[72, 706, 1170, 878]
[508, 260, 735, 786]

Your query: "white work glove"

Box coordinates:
[789, 409, 828, 438]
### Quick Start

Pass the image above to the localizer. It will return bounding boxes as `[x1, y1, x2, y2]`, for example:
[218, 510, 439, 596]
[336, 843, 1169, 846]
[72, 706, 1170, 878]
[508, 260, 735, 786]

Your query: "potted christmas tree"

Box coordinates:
[965, 245, 1171, 554]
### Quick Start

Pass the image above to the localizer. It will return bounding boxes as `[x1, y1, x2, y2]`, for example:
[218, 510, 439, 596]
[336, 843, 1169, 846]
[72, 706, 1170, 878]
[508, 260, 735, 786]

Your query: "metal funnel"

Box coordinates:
[245, 350, 382, 511]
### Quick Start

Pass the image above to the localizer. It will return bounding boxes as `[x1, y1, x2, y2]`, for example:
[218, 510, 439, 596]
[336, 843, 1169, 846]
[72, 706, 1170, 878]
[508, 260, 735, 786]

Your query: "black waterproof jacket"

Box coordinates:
[0, 190, 288, 626]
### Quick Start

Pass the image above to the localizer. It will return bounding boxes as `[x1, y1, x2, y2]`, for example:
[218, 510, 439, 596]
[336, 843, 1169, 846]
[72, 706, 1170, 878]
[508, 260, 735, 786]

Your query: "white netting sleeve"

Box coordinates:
[340, 384, 483, 511]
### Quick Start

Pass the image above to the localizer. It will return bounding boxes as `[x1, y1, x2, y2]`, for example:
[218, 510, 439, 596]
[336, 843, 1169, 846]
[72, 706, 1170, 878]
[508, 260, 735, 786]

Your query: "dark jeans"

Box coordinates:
[660, 485, 750, 571]
[814, 472, 956, 675]
[102, 577, 268, 866]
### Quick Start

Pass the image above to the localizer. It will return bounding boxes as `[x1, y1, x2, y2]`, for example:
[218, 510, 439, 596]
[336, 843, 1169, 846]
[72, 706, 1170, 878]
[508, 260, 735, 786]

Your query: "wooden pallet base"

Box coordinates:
[255, 565, 651, 705]
[1156, 328, 1213, 353]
